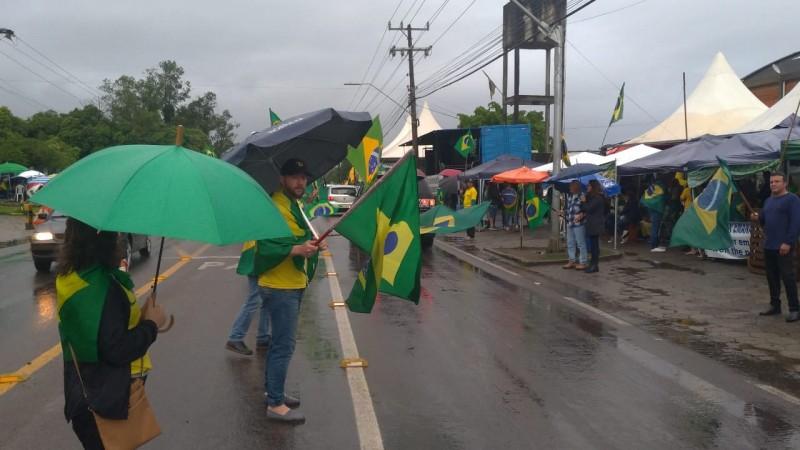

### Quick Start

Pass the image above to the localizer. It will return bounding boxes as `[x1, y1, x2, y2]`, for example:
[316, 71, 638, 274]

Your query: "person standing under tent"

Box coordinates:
[562, 180, 588, 270]
[752, 172, 800, 323]
[583, 180, 606, 273]
[463, 180, 478, 239]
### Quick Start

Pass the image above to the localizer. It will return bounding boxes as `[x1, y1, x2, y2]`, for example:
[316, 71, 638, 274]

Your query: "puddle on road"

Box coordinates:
[634, 258, 706, 275]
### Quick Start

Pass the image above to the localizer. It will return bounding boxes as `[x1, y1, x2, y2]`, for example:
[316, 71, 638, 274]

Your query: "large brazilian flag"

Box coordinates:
[346, 117, 383, 186]
[335, 154, 420, 313]
[641, 182, 666, 214]
[670, 159, 734, 250]
[420, 202, 490, 234]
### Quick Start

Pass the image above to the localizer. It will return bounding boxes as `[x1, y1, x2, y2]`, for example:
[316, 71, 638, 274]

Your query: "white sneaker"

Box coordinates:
[650, 247, 666, 253]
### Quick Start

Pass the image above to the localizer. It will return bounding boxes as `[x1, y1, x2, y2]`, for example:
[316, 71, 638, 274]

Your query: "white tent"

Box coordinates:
[533, 152, 607, 172]
[381, 101, 443, 159]
[626, 52, 767, 145]
[602, 144, 661, 166]
[732, 83, 800, 133]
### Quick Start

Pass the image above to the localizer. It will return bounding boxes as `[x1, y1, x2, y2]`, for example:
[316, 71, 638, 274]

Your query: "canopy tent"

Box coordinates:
[0, 162, 27, 175]
[733, 83, 800, 133]
[491, 167, 549, 184]
[601, 144, 661, 166]
[532, 151, 606, 172]
[626, 52, 767, 145]
[382, 101, 443, 159]
[686, 125, 800, 170]
[458, 155, 537, 180]
[619, 135, 729, 176]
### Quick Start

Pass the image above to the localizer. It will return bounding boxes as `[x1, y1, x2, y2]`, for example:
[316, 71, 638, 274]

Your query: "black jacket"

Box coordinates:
[583, 194, 606, 236]
[63, 280, 158, 421]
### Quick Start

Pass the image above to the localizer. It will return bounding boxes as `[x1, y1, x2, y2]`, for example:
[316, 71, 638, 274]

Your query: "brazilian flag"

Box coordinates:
[609, 83, 625, 125]
[524, 186, 550, 229]
[346, 117, 383, 186]
[454, 132, 475, 159]
[305, 201, 336, 217]
[269, 108, 281, 126]
[641, 182, 666, 214]
[335, 155, 420, 313]
[670, 159, 734, 250]
[420, 203, 490, 234]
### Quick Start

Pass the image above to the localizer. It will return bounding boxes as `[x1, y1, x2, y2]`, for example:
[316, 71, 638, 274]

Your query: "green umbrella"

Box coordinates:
[0, 162, 28, 175]
[31, 141, 292, 302]
[32, 144, 290, 244]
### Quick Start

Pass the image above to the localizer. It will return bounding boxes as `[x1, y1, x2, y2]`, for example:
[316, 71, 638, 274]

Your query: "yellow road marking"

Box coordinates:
[0, 244, 210, 397]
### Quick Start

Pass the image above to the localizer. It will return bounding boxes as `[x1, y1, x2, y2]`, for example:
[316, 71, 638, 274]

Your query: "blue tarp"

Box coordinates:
[547, 173, 621, 196]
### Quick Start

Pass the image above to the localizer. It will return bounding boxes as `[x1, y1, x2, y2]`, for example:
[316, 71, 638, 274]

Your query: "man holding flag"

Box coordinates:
[244, 158, 326, 423]
[752, 172, 800, 323]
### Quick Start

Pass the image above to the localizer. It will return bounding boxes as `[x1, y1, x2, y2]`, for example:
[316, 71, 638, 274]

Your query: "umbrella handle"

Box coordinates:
[150, 237, 166, 304]
[158, 315, 175, 334]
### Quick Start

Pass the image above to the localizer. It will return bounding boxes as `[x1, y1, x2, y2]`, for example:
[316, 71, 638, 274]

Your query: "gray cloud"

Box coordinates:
[1, 0, 798, 150]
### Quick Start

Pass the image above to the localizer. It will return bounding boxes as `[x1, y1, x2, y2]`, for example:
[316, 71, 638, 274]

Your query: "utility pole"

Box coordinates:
[389, 22, 431, 159]
[510, 0, 566, 251]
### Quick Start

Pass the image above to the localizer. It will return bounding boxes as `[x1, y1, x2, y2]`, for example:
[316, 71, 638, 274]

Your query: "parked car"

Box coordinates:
[418, 176, 436, 249]
[326, 184, 359, 212]
[30, 211, 151, 272]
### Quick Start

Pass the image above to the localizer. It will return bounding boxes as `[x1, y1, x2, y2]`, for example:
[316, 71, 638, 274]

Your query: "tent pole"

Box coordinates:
[613, 172, 619, 250]
[683, 72, 689, 142]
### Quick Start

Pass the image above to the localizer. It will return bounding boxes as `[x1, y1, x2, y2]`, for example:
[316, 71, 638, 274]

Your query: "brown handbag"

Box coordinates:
[69, 345, 161, 450]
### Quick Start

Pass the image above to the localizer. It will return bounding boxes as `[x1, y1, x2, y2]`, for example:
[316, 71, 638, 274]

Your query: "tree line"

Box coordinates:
[0, 60, 238, 173]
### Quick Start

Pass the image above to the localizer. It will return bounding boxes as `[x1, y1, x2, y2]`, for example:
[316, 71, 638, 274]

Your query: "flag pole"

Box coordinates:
[315, 151, 416, 243]
[600, 123, 612, 148]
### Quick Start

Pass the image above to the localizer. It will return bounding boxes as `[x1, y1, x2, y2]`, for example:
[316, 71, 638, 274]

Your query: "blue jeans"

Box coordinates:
[228, 276, 271, 344]
[261, 287, 305, 407]
[567, 224, 588, 264]
[650, 210, 663, 249]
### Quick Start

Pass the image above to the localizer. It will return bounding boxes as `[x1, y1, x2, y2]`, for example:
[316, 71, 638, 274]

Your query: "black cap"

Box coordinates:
[280, 158, 311, 176]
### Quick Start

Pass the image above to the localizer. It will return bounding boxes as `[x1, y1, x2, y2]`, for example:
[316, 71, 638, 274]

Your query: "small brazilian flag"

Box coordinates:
[305, 201, 336, 218]
[670, 158, 734, 250]
[335, 154, 420, 313]
[454, 132, 475, 159]
[269, 108, 281, 126]
[641, 181, 666, 214]
[524, 186, 550, 229]
[609, 83, 625, 125]
[347, 117, 383, 185]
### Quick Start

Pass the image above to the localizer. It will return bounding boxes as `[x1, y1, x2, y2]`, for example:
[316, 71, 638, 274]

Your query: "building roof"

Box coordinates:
[625, 52, 767, 145]
[742, 51, 800, 88]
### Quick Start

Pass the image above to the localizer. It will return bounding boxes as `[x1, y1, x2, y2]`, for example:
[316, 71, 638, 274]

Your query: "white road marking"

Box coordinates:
[197, 261, 225, 270]
[754, 383, 800, 406]
[562, 296, 630, 327]
[320, 253, 384, 450]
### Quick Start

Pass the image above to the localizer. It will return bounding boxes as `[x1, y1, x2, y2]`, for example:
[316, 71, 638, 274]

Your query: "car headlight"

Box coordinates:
[33, 232, 54, 241]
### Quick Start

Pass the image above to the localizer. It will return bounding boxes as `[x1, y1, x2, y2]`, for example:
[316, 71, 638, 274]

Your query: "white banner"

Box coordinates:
[705, 221, 751, 260]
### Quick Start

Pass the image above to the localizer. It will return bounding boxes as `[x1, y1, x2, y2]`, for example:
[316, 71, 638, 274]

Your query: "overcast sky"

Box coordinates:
[1, 0, 798, 150]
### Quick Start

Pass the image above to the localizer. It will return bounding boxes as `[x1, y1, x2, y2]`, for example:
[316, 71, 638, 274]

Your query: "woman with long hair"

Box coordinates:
[57, 217, 168, 449]
[583, 180, 606, 273]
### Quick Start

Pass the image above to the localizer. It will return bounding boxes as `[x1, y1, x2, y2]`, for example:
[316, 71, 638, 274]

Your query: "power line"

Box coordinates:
[428, 0, 479, 47]
[1, 40, 100, 100]
[0, 48, 85, 103]
[570, 0, 651, 24]
[0, 76, 54, 110]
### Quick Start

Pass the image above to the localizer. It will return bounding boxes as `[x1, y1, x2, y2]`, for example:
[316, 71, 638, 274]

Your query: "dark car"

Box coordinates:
[418, 176, 436, 249]
[30, 211, 151, 272]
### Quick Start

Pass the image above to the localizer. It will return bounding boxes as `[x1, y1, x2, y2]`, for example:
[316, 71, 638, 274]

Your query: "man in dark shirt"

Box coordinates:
[752, 172, 800, 322]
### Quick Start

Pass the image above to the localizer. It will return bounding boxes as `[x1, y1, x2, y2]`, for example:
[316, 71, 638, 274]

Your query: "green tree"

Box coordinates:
[457, 101, 547, 153]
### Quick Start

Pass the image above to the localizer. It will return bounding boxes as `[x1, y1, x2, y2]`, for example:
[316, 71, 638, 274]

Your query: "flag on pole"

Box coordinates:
[609, 83, 625, 125]
[334, 155, 421, 313]
[560, 137, 571, 168]
[269, 108, 281, 126]
[419, 203, 491, 234]
[641, 181, 666, 214]
[454, 132, 476, 159]
[305, 201, 336, 218]
[346, 117, 383, 186]
[670, 158, 734, 250]
[483, 70, 499, 99]
[524, 186, 550, 229]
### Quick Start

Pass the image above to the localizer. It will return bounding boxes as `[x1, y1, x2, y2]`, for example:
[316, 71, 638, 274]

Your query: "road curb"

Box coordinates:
[0, 237, 29, 249]
[484, 247, 623, 266]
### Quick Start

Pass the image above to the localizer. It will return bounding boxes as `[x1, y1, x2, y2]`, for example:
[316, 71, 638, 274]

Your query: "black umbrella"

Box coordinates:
[546, 163, 603, 183]
[223, 108, 372, 192]
[439, 175, 459, 195]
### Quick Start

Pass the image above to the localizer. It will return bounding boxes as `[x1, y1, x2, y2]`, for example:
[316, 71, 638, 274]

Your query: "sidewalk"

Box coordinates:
[436, 225, 800, 394]
[0, 215, 32, 248]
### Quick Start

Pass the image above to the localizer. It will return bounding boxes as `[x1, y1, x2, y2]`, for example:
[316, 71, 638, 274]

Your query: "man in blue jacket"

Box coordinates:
[752, 172, 800, 322]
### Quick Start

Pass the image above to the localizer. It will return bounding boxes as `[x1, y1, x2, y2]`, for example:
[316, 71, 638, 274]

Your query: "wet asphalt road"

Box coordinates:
[2, 217, 800, 449]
